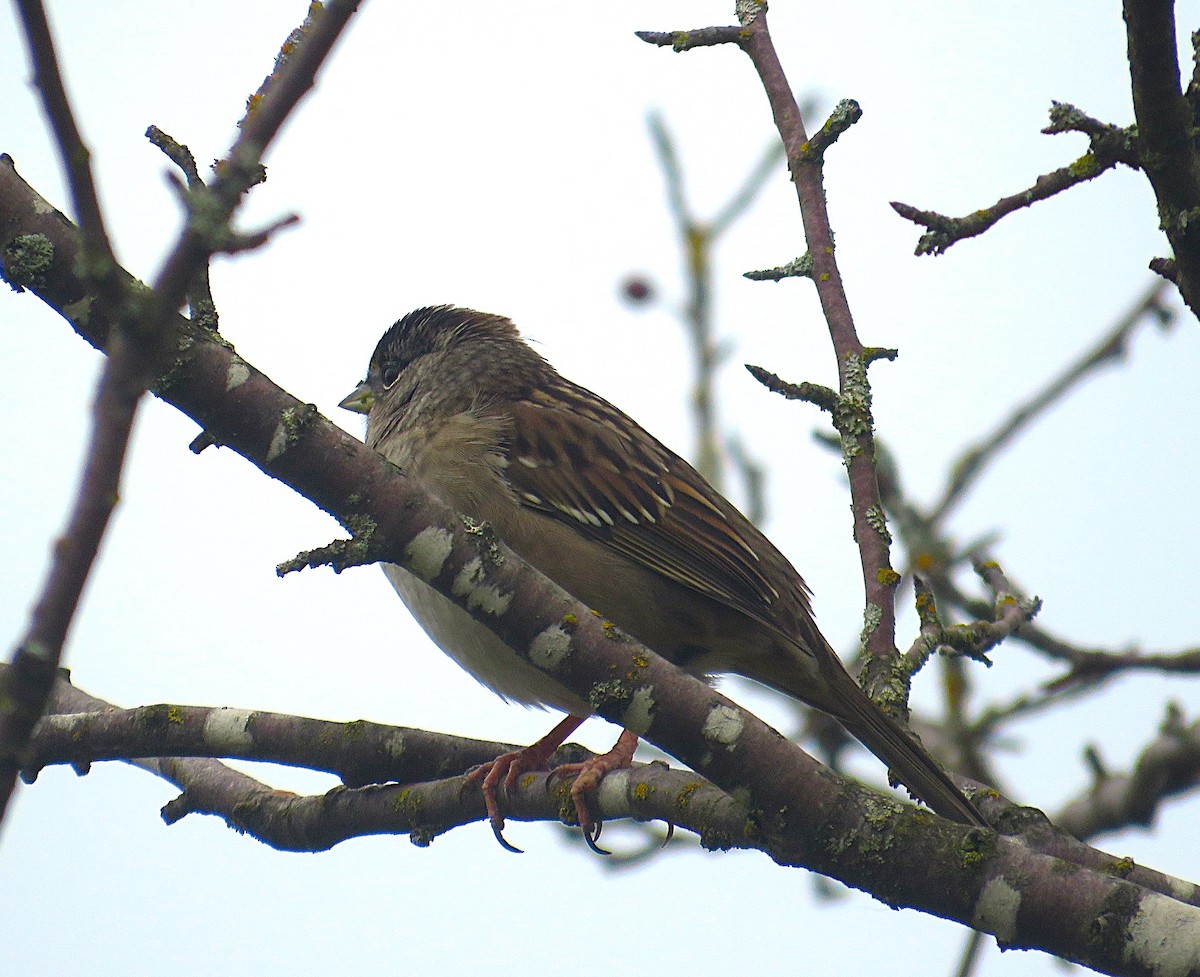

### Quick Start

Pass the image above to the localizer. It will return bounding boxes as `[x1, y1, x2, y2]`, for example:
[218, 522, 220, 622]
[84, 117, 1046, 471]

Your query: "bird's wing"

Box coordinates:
[504, 381, 811, 633]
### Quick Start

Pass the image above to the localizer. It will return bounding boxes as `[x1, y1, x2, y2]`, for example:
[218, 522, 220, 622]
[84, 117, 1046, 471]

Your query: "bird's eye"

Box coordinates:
[380, 362, 401, 387]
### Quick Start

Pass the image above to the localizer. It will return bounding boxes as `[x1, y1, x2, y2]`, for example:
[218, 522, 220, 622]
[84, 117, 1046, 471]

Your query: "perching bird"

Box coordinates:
[340, 305, 985, 848]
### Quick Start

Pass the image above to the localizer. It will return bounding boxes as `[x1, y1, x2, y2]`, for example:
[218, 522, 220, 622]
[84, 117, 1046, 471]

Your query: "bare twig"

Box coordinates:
[146, 125, 218, 331]
[744, 251, 812, 281]
[710, 135, 786, 238]
[647, 113, 782, 492]
[0, 0, 158, 825]
[953, 930, 987, 977]
[903, 568, 1037, 673]
[149, 0, 360, 318]
[738, 8, 898, 675]
[745, 363, 837, 412]
[635, 27, 746, 52]
[643, 5, 911, 711]
[11, 0, 122, 306]
[1044, 645, 1200, 690]
[935, 567, 1200, 687]
[929, 278, 1176, 524]
[731, 6, 904, 707]
[892, 102, 1139, 256]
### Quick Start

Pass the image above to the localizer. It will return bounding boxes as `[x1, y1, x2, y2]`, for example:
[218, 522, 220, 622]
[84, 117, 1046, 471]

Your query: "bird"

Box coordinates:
[339, 305, 986, 849]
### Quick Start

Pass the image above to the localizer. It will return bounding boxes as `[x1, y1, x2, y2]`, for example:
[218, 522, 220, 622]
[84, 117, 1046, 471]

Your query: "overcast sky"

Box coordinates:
[2, 3, 1198, 975]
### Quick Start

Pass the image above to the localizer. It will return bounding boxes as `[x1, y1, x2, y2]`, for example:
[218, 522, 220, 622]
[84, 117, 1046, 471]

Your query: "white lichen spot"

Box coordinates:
[1126, 895, 1200, 977]
[225, 359, 251, 390]
[203, 707, 255, 752]
[404, 526, 453, 582]
[971, 877, 1021, 947]
[452, 558, 484, 596]
[266, 422, 288, 462]
[621, 685, 656, 735]
[529, 625, 571, 671]
[1168, 877, 1198, 903]
[595, 768, 632, 819]
[32, 197, 56, 215]
[702, 703, 744, 751]
[452, 558, 512, 616]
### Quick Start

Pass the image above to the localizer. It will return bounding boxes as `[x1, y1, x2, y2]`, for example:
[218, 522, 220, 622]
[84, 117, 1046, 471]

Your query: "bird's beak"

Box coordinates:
[338, 381, 375, 415]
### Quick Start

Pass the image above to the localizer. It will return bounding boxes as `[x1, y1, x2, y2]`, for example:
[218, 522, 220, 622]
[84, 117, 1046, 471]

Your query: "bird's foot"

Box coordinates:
[465, 715, 584, 853]
[465, 721, 640, 854]
[547, 729, 639, 854]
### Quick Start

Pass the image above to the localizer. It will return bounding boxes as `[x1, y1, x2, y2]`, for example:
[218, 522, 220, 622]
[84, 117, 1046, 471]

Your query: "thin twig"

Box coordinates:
[892, 102, 1139, 256]
[146, 126, 219, 331]
[928, 278, 1176, 524]
[953, 930, 986, 977]
[149, 0, 360, 318]
[11, 0, 122, 306]
[634, 27, 747, 53]
[710, 136, 786, 237]
[647, 112, 781, 495]
[0, 0, 156, 824]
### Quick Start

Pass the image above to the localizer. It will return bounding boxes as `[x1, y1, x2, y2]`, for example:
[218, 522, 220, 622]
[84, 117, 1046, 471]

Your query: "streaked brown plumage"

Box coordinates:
[341, 305, 986, 846]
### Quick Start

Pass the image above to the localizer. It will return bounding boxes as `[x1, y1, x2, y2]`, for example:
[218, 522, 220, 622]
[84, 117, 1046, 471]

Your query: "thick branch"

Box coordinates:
[1122, 0, 1200, 317]
[27, 670, 744, 853]
[21, 667, 1200, 977]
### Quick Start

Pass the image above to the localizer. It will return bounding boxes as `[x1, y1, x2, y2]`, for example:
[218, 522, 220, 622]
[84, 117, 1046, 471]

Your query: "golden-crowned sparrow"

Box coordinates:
[340, 305, 985, 848]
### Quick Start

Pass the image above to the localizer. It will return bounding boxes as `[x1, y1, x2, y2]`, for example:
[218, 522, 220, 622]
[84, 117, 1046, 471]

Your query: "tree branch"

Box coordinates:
[646, 112, 782, 493]
[642, 4, 908, 714]
[24, 667, 1200, 940]
[1122, 0, 1200, 317]
[1056, 706, 1200, 839]
[0, 0, 364, 828]
[928, 278, 1177, 524]
[892, 102, 1138, 256]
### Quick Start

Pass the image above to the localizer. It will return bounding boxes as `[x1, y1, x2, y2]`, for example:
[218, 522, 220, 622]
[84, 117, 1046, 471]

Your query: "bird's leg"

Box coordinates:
[466, 714, 585, 852]
[548, 728, 640, 853]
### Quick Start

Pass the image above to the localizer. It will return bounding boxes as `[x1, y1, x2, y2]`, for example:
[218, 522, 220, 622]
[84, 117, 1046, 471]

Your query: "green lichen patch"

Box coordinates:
[2, 233, 55, 291]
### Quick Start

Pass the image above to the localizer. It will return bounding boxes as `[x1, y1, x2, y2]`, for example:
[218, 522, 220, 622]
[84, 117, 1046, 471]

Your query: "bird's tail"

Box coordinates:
[819, 662, 987, 827]
[752, 632, 988, 827]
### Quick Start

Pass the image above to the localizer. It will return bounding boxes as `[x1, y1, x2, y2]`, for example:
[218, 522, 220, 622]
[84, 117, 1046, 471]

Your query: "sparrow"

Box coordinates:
[340, 305, 986, 849]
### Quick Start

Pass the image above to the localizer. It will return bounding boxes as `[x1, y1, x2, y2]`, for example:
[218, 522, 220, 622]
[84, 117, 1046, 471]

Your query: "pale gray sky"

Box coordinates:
[2, 3, 1197, 975]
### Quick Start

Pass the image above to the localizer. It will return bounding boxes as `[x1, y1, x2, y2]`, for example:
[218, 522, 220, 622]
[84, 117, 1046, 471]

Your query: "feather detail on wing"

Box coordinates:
[505, 381, 810, 635]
